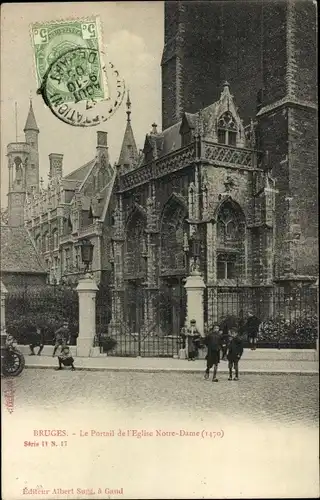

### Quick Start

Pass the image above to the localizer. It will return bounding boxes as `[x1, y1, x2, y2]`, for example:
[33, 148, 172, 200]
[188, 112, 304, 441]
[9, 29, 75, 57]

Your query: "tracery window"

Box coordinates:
[125, 210, 146, 278]
[218, 111, 237, 146]
[43, 232, 50, 253]
[53, 230, 59, 250]
[216, 201, 246, 280]
[160, 198, 188, 274]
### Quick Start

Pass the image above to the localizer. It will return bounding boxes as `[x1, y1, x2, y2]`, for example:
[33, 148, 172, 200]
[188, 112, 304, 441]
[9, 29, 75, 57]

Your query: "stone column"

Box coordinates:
[184, 270, 206, 336]
[1, 281, 8, 351]
[76, 274, 98, 357]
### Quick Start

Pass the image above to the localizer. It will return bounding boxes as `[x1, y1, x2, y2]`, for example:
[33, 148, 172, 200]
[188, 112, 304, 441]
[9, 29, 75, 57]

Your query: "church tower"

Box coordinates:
[7, 101, 40, 227]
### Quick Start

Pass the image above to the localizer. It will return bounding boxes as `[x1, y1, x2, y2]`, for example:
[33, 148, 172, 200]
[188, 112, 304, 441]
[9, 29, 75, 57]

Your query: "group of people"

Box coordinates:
[29, 321, 75, 371]
[181, 312, 261, 382]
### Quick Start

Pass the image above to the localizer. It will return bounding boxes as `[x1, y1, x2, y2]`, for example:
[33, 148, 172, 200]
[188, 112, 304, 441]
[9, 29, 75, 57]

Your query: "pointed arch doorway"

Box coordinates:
[159, 194, 188, 336]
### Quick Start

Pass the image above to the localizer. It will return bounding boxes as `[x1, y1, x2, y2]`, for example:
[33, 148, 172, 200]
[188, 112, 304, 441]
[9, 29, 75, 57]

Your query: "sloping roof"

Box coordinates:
[0, 226, 46, 274]
[184, 112, 197, 129]
[24, 101, 39, 132]
[118, 120, 138, 166]
[64, 159, 95, 181]
[159, 121, 182, 157]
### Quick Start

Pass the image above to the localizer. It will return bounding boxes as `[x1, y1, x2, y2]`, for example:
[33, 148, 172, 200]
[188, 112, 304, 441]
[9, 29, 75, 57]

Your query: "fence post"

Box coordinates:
[76, 274, 98, 357]
[184, 270, 206, 336]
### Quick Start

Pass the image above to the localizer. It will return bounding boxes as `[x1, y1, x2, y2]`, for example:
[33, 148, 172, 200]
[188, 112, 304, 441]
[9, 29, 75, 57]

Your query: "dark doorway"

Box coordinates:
[160, 277, 186, 335]
[126, 280, 144, 333]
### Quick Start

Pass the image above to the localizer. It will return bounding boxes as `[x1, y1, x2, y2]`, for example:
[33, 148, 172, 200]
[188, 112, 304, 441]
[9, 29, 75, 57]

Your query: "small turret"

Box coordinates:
[118, 90, 138, 171]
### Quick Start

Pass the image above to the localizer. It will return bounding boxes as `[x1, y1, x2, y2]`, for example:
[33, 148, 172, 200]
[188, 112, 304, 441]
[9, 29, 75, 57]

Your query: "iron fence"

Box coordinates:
[205, 285, 318, 349]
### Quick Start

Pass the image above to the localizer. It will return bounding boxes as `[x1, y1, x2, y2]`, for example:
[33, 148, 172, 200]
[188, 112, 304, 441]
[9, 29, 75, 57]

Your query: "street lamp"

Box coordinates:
[80, 239, 94, 273]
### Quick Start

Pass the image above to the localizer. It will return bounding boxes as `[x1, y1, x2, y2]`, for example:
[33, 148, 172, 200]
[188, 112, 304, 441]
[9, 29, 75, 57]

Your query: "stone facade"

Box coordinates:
[6, 102, 115, 287]
[109, 83, 283, 336]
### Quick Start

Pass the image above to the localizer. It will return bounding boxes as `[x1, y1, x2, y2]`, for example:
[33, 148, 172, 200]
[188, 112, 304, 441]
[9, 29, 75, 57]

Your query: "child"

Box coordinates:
[53, 321, 69, 357]
[56, 345, 75, 371]
[203, 324, 221, 382]
[185, 319, 201, 361]
[227, 328, 244, 381]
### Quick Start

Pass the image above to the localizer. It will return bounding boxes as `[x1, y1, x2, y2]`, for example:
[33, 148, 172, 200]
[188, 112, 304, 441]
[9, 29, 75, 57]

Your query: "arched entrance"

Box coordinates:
[159, 195, 188, 335]
[124, 207, 147, 333]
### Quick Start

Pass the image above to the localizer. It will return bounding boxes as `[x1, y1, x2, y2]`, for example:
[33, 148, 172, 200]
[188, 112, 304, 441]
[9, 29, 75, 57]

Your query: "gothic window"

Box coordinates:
[35, 235, 41, 251]
[160, 197, 188, 274]
[53, 230, 58, 249]
[125, 210, 146, 278]
[218, 112, 237, 146]
[65, 248, 70, 271]
[43, 232, 50, 252]
[14, 157, 23, 185]
[216, 200, 246, 281]
[217, 253, 237, 279]
[217, 202, 244, 246]
[75, 247, 80, 270]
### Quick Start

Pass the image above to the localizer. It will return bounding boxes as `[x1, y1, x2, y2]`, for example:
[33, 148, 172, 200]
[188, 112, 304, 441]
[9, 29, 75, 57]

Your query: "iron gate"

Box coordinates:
[98, 280, 187, 357]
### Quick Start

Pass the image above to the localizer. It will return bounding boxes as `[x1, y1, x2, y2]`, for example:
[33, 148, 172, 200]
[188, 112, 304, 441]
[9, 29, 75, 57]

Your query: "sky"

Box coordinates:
[0, 2, 164, 207]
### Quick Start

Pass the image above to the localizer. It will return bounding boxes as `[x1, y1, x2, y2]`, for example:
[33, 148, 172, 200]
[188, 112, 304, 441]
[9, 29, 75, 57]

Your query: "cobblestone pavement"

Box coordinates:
[2, 370, 319, 499]
[8, 369, 319, 425]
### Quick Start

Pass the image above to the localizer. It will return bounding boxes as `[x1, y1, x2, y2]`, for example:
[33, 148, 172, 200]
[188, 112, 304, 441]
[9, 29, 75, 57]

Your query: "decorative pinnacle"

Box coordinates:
[151, 123, 158, 134]
[126, 90, 131, 122]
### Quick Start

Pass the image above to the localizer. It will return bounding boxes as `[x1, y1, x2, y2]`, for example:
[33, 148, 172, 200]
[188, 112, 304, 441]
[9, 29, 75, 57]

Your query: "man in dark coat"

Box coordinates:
[203, 324, 221, 382]
[29, 326, 44, 356]
[244, 312, 260, 350]
[227, 329, 244, 381]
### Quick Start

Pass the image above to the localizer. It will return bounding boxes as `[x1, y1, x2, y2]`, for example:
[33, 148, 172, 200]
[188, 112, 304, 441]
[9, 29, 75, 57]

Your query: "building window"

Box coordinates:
[53, 230, 58, 249]
[217, 253, 237, 279]
[218, 111, 237, 146]
[65, 249, 70, 271]
[43, 233, 50, 252]
[75, 247, 80, 270]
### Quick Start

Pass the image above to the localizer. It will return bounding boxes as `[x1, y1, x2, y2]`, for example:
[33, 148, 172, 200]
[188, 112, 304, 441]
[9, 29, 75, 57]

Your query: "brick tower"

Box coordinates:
[7, 101, 40, 226]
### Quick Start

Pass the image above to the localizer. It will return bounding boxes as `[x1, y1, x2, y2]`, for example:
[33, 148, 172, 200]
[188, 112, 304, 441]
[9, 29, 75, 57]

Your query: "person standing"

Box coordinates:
[227, 328, 244, 381]
[185, 319, 201, 361]
[244, 311, 260, 350]
[203, 324, 221, 382]
[29, 326, 44, 356]
[52, 321, 69, 357]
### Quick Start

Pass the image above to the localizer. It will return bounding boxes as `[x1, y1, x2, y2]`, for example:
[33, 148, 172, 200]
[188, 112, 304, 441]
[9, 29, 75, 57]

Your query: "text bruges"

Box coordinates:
[33, 430, 67, 436]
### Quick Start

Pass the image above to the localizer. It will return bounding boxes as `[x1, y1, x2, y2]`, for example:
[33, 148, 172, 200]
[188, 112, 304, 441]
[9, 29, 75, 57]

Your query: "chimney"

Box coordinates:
[49, 153, 64, 179]
[97, 131, 108, 149]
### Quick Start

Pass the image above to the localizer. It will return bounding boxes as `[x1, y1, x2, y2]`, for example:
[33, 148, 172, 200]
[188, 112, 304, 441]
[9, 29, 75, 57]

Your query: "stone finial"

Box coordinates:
[126, 90, 132, 122]
[151, 123, 158, 135]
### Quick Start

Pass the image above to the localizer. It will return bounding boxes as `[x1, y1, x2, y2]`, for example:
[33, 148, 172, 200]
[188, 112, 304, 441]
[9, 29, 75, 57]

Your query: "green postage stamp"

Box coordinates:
[31, 17, 109, 104]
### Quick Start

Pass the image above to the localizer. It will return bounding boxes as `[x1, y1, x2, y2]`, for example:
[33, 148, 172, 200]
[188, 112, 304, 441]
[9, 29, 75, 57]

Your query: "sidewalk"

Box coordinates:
[24, 354, 319, 375]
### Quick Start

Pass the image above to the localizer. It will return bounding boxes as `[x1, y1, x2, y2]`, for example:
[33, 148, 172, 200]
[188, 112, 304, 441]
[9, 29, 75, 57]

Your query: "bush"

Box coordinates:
[258, 315, 318, 345]
[6, 285, 79, 344]
[99, 335, 117, 353]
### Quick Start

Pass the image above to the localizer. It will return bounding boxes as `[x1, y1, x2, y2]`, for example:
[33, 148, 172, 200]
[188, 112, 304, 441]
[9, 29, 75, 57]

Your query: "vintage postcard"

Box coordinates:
[1, 1, 319, 499]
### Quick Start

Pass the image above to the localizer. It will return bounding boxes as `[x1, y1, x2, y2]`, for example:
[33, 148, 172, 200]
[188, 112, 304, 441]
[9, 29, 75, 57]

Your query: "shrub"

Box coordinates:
[99, 335, 117, 353]
[258, 315, 318, 345]
[6, 285, 79, 344]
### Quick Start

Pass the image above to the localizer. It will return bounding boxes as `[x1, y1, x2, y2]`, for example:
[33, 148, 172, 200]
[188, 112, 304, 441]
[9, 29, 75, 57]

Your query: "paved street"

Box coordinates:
[2, 370, 319, 499]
